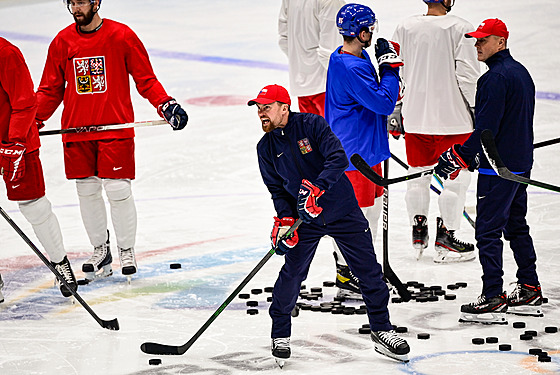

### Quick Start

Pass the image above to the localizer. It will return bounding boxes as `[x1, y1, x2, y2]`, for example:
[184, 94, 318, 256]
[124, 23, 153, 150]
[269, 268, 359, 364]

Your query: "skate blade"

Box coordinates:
[336, 288, 363, 301]
[84, 265, 113, 282]
[274, 357, 287, 369]
[459, 312, 507, 325]
[374, 346, 409, 363]
[414, 246, 424, 261]
[507, 305, 544, 317]
[433, 249, 476, 263]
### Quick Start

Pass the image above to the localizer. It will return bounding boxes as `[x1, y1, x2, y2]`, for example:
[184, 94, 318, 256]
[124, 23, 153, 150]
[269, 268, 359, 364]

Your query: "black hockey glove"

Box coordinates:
[387, 102, 404, 140]
[375, 38, 403, 69]
[158, 99, 188, 130]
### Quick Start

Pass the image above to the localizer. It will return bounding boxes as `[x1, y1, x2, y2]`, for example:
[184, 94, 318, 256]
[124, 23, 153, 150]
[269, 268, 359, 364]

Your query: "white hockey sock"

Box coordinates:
[76, 177, 108, 247]
[103, 179, 136, 250]
[405, 166, 432, 225]
[438, 169, 470, 231]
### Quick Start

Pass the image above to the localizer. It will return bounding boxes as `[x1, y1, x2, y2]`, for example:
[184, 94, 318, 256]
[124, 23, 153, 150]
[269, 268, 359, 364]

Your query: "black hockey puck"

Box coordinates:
[447, 284, 459, 290]
[333, 296, 346, 302]
[455, 282, 468, 288]
[77, 279, 90, 286]
[362, 323, 370, 328]
[499, 344, 512, 351]
[310, 305, 322, 312]
[247, 309, 258, 315]
[170, 263, 181, 269]
[429, 285, 442, 291]
[355, 308, 367, 315]
[415, 283, 425, 288]
[331, 308, 344, 314]
[238, 293, 250, 299]
[406, 281, 419, 286]
[311, 292, 323, 298]
[486, 337, 499, 344]
[320, 302, 333, 307]
[472, 338, 485, 345]
[395, 326, 408, 333]
[246, 301, 258, 307]
[310, 287, 323, 293]
[264, 287, 274, 293]
[538, 356, 551, 362]
[300, 304, 312, 310]
[444, 294, 456, 300]
[320, 306, 332, 313]
[545, 326, 558, 333]
[359, 327, 371, 334]
[419, 287, 430, 292]
[512, 322, 526, 329]
[149, 358, 162, 365]
[323, 281, 335, 287]
[529, 348, 542, 355]
[427, 296, 439, 302]
[342, 308, 355, 315]
[306, 295, 319, 301]
[391, 297, 403, 303]
[416, 296, 428, 303]
[542, 297, 548, 304]
[538, 351, 549, 357]
[525, 330, 537, 337]
[520, 334, 533, 341]
[417, 333, 430, 340]
[434, 290, 446, 296]
[251, 288, 262, 295]
[267, 296, 273, 302]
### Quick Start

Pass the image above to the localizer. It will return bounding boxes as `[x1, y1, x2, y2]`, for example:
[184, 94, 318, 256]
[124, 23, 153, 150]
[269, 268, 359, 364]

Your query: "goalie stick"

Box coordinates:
[38, 119, 168, 136]
[0, 205, 119, 331]
[480, 129, 560, 193]
[350, 154, 433, 186]
[140, 219, 303, 355]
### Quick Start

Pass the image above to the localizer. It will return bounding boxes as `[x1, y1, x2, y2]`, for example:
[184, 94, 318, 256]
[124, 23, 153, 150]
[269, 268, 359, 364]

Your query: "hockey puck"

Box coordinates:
[251, 288, 262, 295]
[170, 263, 181, 269]
[264, 287, 274, 293]
[238, 293, 250, 299]
[246, 301, 258, 307]
[391, 297, 403, 303]
[416, 296, 428, 303]
[331, 308, 344, 315]
[300, 285, 307, 290]
[362, 323, 370, 328]
[472, 338, 485, 345]
[529, 348, 542, 355]
[323, 281, 335, 287]
[333, 296, 346, 302]
[499, 344, 512, 351]
[417, 333, 430, 340]
[320, 302, 333, 307]
[395, 326, 408, 333]
[320, 306, 332, 313]
[429, 285, 442, 291]
[542, 297, 548, 304]
[77, 279, 90, 286]
[427, 296, 439, 302]
[149, 358, 162, 365]
[538, 356, 552, 362]
[310, 287, 323, 293]
[520, 334, 533, 341]
[486, 337, 499, 344]
[267, 296, 273, 302]
[415, 283, 425, 288]
[447, 284, 459, 290]
[434, 290, 446, 296]
[359, 327, 371, 334]
[455, 282, 468, 288]
[310, 305, 322, 312]
[538, 351, 549, 357]
[444, 294, 456, 300]
[545, 326, 558, 333]
[247, 309, 258, 315]
[355, 308, 367, 315]
[300, 304, 312, 310]
[406, 280, 419, 286]
[525, 330, 537, 337]
[512, 322, 526, 329]
[342, 308, 355, 315]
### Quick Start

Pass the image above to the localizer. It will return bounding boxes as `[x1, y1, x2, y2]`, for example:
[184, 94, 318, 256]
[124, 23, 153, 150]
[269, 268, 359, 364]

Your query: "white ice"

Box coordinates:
[0, 0, 559, 374]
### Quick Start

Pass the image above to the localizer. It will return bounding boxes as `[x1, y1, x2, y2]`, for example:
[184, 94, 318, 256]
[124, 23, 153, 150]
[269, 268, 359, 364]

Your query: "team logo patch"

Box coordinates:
[74, 56, 107, 94]
[298, 138, 313, 154]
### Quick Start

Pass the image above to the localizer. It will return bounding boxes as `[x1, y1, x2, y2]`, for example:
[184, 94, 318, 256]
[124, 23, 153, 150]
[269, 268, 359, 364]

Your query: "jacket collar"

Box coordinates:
[485, 48, 511, 67]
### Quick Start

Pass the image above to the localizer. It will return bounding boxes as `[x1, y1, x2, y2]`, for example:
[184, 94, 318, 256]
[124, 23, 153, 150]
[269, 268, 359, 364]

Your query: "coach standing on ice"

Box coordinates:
[434, 19, 543, 324]
[250, 84, 409, 366]
[35, 0, 188, 283]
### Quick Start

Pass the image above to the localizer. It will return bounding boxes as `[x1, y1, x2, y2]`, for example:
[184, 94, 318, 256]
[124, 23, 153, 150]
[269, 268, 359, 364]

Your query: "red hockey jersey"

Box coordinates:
[36, 19, 172, 143]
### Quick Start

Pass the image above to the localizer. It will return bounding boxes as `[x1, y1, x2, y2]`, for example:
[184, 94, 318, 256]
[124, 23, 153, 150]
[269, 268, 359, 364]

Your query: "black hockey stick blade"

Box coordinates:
[383, 266, 411, 302]
[0, 206, 120, 331]
[480, 129, 560, 193]
[350, 154, 433, 186]
[141, 219, 303, 355]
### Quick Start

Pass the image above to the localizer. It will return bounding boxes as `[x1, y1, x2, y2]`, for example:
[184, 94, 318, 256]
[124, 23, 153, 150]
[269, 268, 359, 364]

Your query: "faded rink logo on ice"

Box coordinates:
[74, 56, 107, 94]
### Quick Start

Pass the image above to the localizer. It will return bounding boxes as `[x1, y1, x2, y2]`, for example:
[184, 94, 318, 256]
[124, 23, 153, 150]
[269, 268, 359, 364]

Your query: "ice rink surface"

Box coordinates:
[0, 0, 559, 374]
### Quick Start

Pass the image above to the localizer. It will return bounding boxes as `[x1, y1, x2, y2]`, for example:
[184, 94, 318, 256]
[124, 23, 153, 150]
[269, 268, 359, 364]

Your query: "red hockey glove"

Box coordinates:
[157, 99, 189, 131]
[297, 179, 325, 223]
[271, 217, 299, 255]
[375, 38, 404, 69]
[0, 142, 26, 183]
[434, 144, 469, 180]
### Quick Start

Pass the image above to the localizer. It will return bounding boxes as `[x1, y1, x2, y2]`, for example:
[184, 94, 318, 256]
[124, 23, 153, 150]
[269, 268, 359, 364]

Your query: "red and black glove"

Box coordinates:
[0, 142, 26, 182]
[157, 99, 188, 130]
[297, 179, 325, 223]
[434, 144, 473, 180]
[271, 217, 299, 255]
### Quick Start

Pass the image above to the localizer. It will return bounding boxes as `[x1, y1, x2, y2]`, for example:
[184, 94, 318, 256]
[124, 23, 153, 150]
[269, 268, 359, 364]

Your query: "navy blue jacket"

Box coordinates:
[257, 111, 359, 224]
[459, 49, 535, 174]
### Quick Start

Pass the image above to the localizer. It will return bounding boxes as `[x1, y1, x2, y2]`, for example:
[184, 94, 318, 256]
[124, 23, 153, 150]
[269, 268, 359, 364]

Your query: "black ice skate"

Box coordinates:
[507, 283, 544, 317]
[0, 273, 4, 303]
[412, 215, 429, 260]
[370, 330, 410, 362]
[459, 293, 508, 325]
[118, 246, 137, 283]
[52, 256, 78, 298]
[82, 231, 113, 281]
[271, 337, 290, 369]
[334, 252, 362, 300]
[434, 217, 475, 263]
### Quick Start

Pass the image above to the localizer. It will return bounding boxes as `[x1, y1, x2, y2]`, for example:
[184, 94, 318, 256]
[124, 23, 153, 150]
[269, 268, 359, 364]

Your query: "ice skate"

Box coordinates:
[412, 215, 429, 260]
[433, 217, 475, 263]
[82, 232, 113, 282]
[507, 283, 544, 317]
[0, 274, 4, 303]
[335, 263, 363, 300]
[459, 293, 508, 325]
[370, 330, 410, 362]
[271, 337, 290, 369]
[119, 247, 137, 284]
[52, 256, 78, 298]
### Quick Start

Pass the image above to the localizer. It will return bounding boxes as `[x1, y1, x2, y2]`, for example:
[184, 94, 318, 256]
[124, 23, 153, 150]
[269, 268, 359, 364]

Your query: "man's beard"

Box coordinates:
[73, 9, 95, 27]
[262, 122, 275, 133]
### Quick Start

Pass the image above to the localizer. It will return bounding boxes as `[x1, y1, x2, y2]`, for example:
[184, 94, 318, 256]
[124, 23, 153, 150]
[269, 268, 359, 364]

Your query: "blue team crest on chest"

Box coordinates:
[74, 56, 107, 94]
[298, 138, 313, 154]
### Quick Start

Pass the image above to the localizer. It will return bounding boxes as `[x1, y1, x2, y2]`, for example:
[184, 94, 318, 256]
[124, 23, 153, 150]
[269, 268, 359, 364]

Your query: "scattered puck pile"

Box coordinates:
[391, 280, 469, 304]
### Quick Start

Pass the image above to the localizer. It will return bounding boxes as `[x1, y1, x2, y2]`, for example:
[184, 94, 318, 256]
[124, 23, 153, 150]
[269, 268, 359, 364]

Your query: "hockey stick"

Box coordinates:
[389, 153, 476, 229]
[38, 119, 168, 136]
[480, 129, 560, 193]
[0, 205, 119, 330]
[534, 137, 560, 149]
[350, 154, 433, 186]
[380, 160, 411, 301]
[140, 219, 303, 355]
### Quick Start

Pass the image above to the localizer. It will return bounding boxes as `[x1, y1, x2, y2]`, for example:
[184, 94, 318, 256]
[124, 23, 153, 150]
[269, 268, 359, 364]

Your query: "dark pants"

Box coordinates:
[269, 206, 392, 338]
[476, 173, 539, 298]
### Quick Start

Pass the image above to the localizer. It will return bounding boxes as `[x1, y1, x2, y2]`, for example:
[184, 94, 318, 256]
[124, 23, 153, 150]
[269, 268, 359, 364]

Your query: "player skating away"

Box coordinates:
[391, 0, 480, 263]
[435, 19, 543, 323]
[251, 84, 410, 365]
[0, 37, 77, 299]
[325, 4, 402, 299]
[36, 0, 188, 283]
